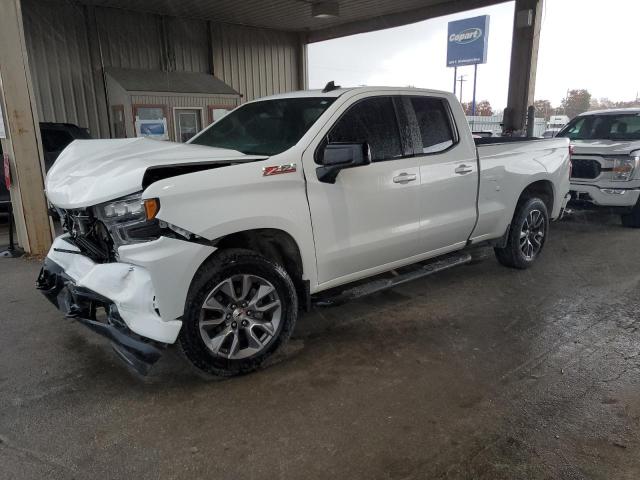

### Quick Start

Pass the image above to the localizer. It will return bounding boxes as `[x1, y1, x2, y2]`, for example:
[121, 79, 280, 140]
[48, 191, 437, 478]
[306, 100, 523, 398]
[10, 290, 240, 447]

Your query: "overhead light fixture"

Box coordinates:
[312, 1, 339, 18]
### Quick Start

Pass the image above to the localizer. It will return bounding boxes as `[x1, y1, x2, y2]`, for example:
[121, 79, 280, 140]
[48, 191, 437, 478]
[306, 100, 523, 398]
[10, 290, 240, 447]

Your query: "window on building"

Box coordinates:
[111, 105, 126, 138]
[208, 106, 231, 125]
[327, 97, 403, 162]
[174, 108, 203, 143]
[410, 97, 455, 154]
[135, 106, 166, 120]
[133, 105, 168, 140]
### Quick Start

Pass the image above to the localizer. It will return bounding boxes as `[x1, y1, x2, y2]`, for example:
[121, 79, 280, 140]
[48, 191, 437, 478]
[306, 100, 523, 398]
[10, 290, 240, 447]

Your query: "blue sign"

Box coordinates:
[447, 15, 490, 67]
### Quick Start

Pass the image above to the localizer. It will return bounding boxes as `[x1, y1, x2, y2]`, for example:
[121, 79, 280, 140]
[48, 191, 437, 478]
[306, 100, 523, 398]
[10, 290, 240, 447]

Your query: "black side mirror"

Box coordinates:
[316, 142, 371, 183]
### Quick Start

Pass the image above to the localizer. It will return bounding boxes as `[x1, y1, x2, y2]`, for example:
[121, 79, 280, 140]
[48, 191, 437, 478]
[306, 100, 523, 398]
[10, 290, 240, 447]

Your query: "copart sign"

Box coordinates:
[446, 15, 490, 67]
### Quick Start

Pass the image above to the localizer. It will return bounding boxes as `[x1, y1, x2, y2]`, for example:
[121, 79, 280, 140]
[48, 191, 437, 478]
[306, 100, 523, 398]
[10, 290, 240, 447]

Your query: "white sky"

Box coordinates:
[308, 0, 640, 110]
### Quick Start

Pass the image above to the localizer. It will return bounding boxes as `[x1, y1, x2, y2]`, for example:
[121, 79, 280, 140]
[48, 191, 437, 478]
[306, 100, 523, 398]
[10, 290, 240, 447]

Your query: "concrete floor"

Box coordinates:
[1, 211, 639, 479]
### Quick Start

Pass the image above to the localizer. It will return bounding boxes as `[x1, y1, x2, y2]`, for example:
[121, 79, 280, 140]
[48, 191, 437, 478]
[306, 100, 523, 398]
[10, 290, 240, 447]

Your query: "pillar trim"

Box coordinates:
[0, 0, 52, 254]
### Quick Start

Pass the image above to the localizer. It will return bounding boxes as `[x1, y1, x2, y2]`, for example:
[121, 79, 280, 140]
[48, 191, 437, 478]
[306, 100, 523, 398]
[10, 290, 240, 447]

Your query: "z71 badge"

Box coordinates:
[262, 164, 297, 176]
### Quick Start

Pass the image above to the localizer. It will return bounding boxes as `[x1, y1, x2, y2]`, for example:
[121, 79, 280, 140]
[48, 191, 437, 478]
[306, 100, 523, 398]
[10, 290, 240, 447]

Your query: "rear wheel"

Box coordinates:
[495, 197, 549, 269]
[179, 249, 298, 377]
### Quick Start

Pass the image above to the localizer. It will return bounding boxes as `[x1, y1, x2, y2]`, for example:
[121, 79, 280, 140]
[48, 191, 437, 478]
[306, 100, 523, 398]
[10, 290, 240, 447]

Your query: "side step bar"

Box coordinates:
[313, 252, 472, 307]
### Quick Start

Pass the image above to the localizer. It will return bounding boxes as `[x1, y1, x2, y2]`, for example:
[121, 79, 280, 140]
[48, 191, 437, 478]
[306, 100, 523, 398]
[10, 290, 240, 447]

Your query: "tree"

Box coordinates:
[475, 100, 493, 116]
[561, 89, 592, 119]
[461, 100, 493, 116]
[534, 99, 552, 120]
[589, 97, 640, 111]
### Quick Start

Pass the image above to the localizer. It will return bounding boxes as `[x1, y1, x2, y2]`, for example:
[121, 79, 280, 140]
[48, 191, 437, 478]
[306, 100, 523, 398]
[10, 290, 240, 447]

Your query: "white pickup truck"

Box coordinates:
[556, 108, 640, 227]
[37, 86, 571, 376]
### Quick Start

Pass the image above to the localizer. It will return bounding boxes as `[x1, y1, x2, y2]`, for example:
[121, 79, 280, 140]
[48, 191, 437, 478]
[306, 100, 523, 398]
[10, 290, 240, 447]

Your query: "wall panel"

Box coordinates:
[22, 0, 109, 137]
[95, 7, 163, 70]
[211, 23, 300, 101]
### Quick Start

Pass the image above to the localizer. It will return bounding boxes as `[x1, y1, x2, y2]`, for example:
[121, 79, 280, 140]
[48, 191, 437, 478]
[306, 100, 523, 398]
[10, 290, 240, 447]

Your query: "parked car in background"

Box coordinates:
[542, 129, 560, 138]
[0, 122, 91, 212]
[557, 108, 640, 226]
[37, 86, 571, 377]
[39, 123, 92, 171]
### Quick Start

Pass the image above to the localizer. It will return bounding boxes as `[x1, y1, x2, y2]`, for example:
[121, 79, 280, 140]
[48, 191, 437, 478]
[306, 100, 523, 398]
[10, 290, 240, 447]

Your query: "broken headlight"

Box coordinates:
[94, 193, 162, 248]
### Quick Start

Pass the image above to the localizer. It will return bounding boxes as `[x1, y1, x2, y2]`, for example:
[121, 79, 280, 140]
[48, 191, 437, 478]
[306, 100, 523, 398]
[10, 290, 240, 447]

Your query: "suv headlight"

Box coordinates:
[612, 154, 639, 182]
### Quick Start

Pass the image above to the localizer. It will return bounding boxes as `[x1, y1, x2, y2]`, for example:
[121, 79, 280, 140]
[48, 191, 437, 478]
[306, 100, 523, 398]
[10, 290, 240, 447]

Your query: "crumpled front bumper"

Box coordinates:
[36, 235, 216, 374]
[36, 256, 166, 375]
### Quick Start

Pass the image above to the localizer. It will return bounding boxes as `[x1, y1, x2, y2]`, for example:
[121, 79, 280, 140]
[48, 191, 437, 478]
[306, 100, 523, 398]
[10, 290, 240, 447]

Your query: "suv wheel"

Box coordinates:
[495, 197, 549, 269]
[179, 249, 298, 376]
[621, 200, 640, 228]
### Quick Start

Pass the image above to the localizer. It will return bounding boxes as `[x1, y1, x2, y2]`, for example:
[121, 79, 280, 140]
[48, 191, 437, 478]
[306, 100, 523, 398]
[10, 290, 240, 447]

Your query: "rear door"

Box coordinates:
[406, 95, 479, 253]
[302, 94, 422, 286]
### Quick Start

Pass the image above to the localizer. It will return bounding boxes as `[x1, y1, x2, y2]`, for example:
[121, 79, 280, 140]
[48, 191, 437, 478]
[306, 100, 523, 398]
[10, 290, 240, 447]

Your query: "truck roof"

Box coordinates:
[256, 86, 454, 101]
[578, 108, 640, 116]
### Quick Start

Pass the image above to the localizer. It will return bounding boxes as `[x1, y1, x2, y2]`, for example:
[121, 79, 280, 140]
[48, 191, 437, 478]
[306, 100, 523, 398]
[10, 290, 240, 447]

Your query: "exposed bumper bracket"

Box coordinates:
[36, 258, 166, 375]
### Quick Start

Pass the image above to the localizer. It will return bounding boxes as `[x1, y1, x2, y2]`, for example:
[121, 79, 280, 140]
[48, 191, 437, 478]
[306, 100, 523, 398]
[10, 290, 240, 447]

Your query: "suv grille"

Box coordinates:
[571, 159, 601, 179]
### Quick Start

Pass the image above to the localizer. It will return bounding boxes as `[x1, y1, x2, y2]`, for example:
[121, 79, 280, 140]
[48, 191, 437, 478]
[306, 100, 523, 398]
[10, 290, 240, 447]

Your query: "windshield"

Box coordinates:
[557, 113, 640, 141]
[190, 97, 335, 155]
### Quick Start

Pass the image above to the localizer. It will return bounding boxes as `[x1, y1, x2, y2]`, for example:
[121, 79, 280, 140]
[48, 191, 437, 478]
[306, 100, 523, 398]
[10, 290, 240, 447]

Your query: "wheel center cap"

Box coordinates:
[232, 308, 245, 319]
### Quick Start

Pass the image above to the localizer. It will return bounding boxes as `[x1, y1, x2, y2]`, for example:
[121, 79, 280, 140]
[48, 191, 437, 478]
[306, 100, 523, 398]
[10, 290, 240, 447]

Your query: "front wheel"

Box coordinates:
[621, 199, 640, 228]
[179, 249, 298, 377]
[494, 197, 549, 269]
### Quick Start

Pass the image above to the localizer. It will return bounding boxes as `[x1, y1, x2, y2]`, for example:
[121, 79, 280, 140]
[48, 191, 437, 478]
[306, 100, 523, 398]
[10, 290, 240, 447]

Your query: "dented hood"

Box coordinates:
[46, 138, 265, 209]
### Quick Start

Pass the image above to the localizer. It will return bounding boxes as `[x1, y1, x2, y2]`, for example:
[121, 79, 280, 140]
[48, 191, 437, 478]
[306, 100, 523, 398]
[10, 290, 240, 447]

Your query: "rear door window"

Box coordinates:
[327, 97, 403, 162]
[409, 97, 455, 154]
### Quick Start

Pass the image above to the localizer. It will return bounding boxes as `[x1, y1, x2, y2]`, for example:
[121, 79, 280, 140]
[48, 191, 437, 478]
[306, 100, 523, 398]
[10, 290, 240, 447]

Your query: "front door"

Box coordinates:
[303, 95, 422, 286]
[175, 109, 203, 143]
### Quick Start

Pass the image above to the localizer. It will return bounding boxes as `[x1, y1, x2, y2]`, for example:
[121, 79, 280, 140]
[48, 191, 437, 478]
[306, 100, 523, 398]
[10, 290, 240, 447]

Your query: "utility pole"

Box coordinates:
[471, 64, 478, 116]
[453, 66, 458, 95]
[457, 74, 467, 105]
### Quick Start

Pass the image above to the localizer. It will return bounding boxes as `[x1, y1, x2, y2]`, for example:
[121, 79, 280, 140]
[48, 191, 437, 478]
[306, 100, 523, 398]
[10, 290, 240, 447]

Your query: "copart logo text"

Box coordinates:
[449, 28, 482, 44]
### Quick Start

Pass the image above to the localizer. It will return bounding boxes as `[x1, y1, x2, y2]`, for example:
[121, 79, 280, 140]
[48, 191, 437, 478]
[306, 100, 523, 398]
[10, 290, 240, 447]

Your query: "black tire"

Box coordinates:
[621, 201, 640, 228]
[178, 248, 298, 377]
[494, 197, 549, 269]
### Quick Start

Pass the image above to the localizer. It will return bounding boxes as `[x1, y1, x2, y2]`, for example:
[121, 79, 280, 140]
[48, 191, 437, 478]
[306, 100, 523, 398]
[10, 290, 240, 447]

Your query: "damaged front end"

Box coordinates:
[36, 192, 201, 375]
[36, 256, 165, 375]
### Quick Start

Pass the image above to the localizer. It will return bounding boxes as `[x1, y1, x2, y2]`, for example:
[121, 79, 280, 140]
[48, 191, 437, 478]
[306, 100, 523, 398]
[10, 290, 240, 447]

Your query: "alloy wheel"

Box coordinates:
[520, 209, 545, 260]
[199, 274, 282, 360]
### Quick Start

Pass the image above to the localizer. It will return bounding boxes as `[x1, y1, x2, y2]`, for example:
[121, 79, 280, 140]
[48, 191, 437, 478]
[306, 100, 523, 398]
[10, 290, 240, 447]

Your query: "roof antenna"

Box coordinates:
[322, 81, 340, 93]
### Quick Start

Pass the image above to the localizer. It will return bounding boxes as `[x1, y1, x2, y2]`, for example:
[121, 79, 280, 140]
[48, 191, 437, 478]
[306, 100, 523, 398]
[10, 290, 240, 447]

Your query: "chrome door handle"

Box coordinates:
[393, 173, 417, 184]
[455, 164, 474, 175]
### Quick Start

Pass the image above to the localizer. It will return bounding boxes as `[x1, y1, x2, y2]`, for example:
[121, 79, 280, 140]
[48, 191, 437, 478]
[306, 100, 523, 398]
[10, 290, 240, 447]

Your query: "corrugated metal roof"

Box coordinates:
[105, 68, 240, 95]
[78, 0, 504, 38]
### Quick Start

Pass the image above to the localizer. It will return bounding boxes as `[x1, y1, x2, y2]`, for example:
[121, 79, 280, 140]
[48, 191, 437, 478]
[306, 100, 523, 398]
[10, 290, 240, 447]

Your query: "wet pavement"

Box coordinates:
[1, 211, 639, 479]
